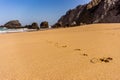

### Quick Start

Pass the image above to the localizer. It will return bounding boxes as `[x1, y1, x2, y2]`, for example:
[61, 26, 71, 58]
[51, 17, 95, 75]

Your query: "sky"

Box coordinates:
[0, 0, 90, 26]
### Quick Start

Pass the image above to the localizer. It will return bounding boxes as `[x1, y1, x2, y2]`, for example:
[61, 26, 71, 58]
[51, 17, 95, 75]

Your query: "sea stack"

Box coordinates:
[4, 20, 22, 28]
[25, 22, 40, 30]
[40, 21, 49, 28]
[31, 22, 40, 30]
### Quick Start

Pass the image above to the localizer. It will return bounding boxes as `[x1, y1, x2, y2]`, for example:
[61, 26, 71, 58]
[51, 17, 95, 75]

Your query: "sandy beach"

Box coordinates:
[0, 24, 120, 80]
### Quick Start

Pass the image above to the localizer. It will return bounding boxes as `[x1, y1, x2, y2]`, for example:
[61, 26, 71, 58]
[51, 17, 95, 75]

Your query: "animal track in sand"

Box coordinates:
[90, 57, 113, 64]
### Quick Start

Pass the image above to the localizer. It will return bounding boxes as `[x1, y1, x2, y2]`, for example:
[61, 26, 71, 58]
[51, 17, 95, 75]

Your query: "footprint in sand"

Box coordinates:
[90, 57, 113, 63]
[74, 49, 88, 57]
[82, 53, 88, 56]
[74, 49, 81, 51]
[61, 45, 67, 48]
[55, 43, 68, 48]
[47, 41, 68, 48]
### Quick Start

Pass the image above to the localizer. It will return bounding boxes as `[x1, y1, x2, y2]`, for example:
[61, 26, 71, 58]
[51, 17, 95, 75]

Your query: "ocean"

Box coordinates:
[0, 27, 35, 34]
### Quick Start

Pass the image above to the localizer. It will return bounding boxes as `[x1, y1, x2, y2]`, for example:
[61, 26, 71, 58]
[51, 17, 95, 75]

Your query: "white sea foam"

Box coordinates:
[0, 28, 36, 34]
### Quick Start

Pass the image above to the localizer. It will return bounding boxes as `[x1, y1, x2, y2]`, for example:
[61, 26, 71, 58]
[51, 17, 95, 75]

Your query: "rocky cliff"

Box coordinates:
[54, 0, 120, 27]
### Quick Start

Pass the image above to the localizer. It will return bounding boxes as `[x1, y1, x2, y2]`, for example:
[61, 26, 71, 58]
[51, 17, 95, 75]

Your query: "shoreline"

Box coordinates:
[0, 28, 53, 34]
[1, 23, 120, 34]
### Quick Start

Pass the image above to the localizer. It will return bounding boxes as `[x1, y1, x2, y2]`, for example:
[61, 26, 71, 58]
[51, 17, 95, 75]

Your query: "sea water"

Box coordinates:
[0, 27, 35, 34]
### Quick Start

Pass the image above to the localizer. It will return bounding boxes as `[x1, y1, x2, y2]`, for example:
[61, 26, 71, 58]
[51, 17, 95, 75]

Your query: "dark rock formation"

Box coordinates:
[4, 20, 22, 28]
[40, 21, 49, 28]
[25, 22, 39, 30]
[31, 22, 39, 30]
[52, 22, 62, 28]
[0, 25, 4, 28]
[24, 25, 31, 28]
[54, 0, 120, 27]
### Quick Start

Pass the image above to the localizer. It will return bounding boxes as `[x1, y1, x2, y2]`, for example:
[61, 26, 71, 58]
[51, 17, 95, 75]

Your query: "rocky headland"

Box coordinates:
[53, 0, 120, 27]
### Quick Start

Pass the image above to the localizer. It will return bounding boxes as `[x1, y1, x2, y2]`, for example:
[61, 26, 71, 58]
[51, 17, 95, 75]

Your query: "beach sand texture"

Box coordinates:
[0, 24, 120, 80]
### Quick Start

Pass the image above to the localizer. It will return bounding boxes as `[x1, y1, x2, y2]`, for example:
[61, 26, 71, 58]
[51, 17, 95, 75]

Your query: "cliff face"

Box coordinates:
[54, 0, 120, 27]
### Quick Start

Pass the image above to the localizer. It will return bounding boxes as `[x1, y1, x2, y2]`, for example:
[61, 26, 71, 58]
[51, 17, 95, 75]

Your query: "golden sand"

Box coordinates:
[0, 24, 120, 80]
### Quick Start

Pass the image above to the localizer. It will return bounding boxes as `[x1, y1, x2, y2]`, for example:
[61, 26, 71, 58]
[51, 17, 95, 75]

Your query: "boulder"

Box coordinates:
[4, 20, 22, 28]
[52, 22, 62, 28]
[31, 22, 39, 30]
[40, 21, 49, 28]
[25, 22, 39, 30]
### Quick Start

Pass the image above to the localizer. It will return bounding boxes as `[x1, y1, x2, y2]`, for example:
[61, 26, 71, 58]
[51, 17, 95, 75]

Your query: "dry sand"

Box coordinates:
[0, 24, 120, 80]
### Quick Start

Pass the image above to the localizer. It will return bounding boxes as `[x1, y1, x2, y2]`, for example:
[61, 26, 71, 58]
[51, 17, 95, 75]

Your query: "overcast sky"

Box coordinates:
[0, 0, 90, 25]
